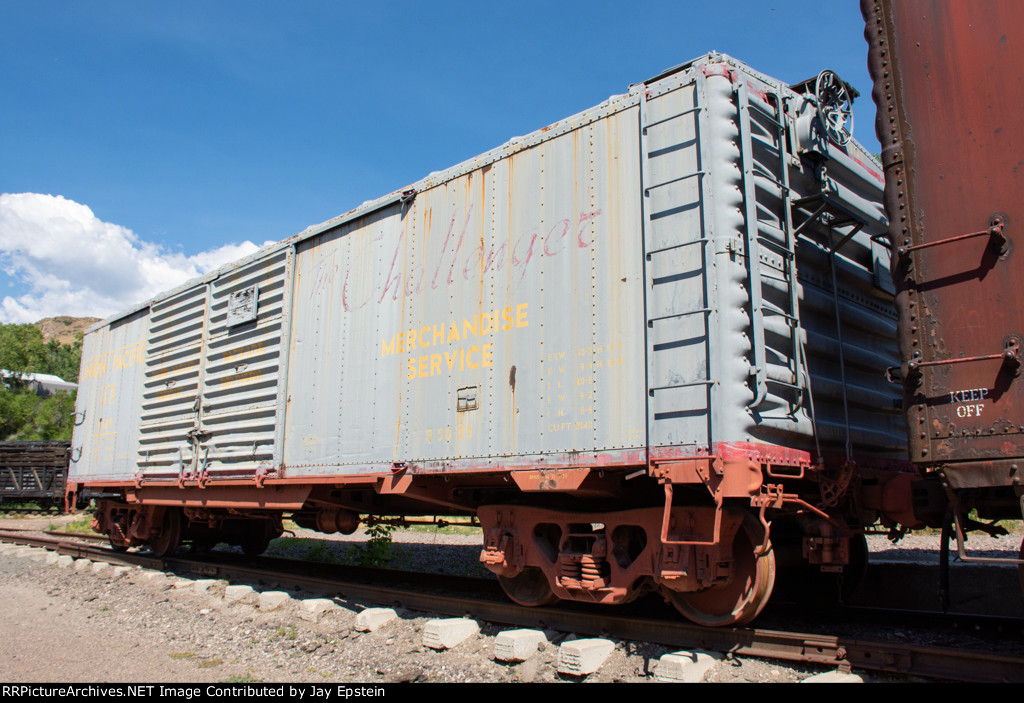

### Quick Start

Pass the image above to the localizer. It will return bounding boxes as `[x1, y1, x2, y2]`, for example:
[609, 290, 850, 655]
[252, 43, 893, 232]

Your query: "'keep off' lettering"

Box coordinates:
[950, 387, 988, 418]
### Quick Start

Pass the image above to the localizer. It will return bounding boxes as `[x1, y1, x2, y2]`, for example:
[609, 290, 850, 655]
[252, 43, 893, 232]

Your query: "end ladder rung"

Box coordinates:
[645, 171, 705, 194]
[646, 238, 709, 258]
[746, 100, 781, 125]
[647, 307, 712, 326]
[643, 106, 701, 131]
[649, 380, 714, 394]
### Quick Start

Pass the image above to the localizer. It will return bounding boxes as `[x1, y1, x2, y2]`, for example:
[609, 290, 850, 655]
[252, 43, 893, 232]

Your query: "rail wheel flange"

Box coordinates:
[662, 512, 776, 627]
[498, 567, 559, 607]
[148, 508, 182, 558]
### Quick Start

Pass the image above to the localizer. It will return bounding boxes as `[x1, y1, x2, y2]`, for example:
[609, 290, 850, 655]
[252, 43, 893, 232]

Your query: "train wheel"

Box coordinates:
[189, 539, 216, 554]
[662, 512, 776, 627]
[239, 518, 281, 557]
[149, 509, 182, 558]
[240, 534, 271, 557]
[498, 567, 559, 607]
[840, 534, 869, 601]
[109, 519, 130, 552]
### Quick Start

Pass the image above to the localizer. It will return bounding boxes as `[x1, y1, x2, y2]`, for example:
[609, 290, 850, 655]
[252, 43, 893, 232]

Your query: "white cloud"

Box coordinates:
[0, 193, 268, 323]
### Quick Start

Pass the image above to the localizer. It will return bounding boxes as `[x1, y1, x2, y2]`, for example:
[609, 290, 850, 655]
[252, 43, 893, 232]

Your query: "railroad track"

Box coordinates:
[0, 529, 1021, 682]
[1, 508, 63, 517]
[44, 530, 106, 542]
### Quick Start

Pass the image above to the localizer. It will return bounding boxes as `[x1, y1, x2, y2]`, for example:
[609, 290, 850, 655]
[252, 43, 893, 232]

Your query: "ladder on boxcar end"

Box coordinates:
[735, 81, 806, 416]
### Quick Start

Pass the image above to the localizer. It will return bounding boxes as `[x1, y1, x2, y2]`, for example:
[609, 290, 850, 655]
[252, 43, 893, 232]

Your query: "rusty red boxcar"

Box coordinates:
[864, 0, 1024, 566]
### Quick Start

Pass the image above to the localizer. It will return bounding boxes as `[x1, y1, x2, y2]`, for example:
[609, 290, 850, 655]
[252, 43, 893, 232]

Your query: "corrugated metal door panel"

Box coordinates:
[203, 323, 284, 414]
[138, 284, 208, 474]
[139, 346, 202, 423]
[206, 251, 290, 337]
[198, 249, 292, 475]
[146, 287, 207, 356]
[137, 417, 195, 477]
[71, 309, 149, 482]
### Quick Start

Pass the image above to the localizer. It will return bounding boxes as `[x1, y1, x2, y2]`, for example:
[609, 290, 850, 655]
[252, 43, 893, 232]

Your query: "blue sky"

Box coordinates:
[0, 1, 878, 322]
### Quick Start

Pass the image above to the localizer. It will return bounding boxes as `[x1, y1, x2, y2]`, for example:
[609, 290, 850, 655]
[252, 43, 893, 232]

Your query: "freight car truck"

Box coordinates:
[68, 53, 914, 626]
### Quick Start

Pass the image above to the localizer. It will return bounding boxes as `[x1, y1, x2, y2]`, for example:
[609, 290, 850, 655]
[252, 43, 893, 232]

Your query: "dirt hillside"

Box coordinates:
[34, 316, 101, 345]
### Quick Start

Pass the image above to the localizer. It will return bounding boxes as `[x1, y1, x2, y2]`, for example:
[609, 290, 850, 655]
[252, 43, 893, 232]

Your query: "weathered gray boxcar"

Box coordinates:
[70, 53, 910, 625]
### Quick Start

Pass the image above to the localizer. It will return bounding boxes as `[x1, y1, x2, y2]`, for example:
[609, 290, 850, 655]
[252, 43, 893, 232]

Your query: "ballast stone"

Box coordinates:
[422, 618, 480, 650]
[55, 554, 74, 568]
[193, 578, 220, 594]
[355, 607, 397, 632]
[493, 629, 548, 662]
[802, 670, 864, 683]
[299, 598, 335, 622]
[137, 570, 167, 583]
[224, 585, 256, 603]
[259, 591, 293, 611]
[557, 638, 615, 676]
[654, 650, 722, 683]
[73, 559, 92, 572]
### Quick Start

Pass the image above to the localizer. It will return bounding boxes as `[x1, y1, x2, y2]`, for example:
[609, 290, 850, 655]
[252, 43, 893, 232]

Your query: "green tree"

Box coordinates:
[0, 324, 43, 373]
[0, 322, 82, 440]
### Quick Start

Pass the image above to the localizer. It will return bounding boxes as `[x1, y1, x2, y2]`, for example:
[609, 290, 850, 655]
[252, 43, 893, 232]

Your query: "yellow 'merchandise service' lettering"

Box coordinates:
[383, 303, 527, 380]
[406, 344, 495, 379]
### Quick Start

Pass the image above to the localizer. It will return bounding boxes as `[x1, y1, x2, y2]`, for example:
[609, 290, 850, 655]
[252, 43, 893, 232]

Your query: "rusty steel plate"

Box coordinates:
[864, 0, 1024, 486]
